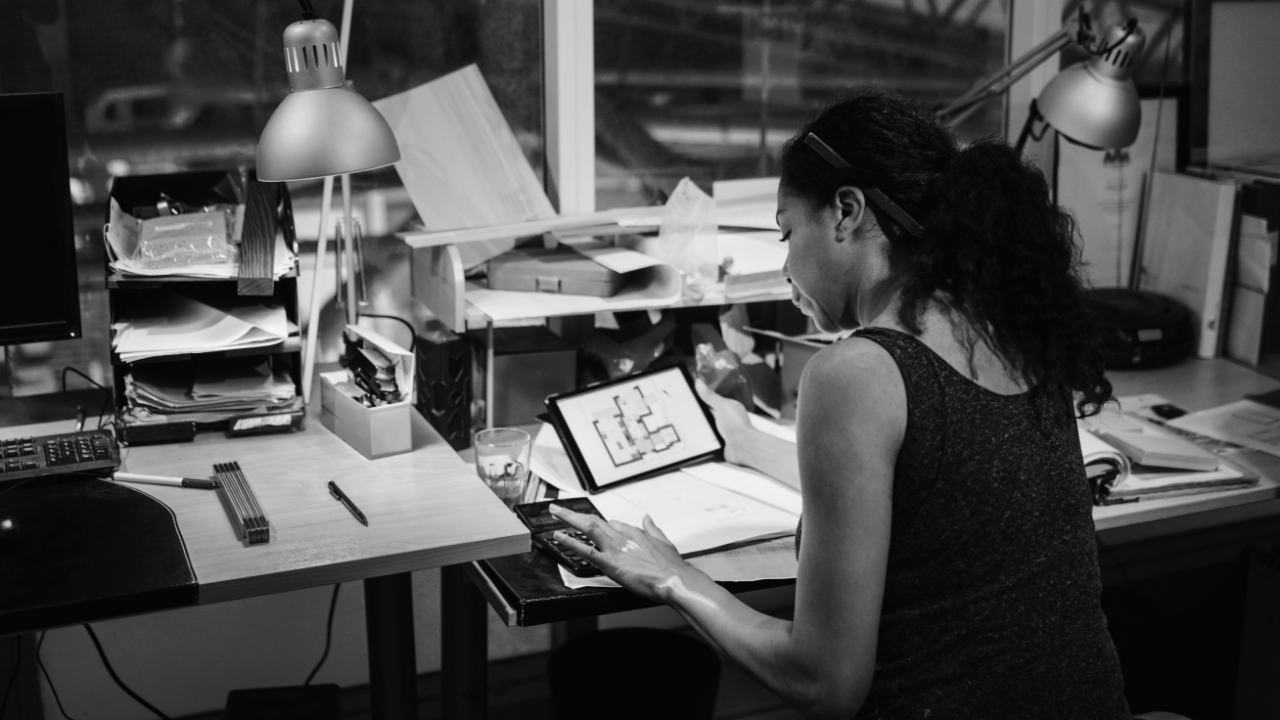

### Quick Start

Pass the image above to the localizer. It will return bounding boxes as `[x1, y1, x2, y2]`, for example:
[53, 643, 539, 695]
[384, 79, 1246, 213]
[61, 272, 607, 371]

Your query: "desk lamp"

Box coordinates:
[936, 10, 1145, 154]
[256, 0, 400, 403]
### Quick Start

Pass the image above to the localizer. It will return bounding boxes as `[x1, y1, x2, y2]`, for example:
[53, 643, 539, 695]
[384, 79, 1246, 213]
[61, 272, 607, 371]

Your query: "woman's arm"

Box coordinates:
[553, 339, 906, 719]
[694, 380, 801, 491]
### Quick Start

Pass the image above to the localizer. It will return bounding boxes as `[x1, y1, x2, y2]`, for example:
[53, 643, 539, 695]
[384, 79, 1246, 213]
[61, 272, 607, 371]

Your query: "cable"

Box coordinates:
[35, 633, 75, 720]
[359, 313, 417, 353]
[81, 625, 172, 720]
[1, 637, 20, 719]
[304, 584, 342, 686]
[60, 367, 114, 430]
[297, 0, 317, 21]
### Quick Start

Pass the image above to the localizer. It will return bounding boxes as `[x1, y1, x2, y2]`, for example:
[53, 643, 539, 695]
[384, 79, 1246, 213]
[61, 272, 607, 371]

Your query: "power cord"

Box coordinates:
[35, 633, 75, 720]
[1, 638, 19, 719]
[304, 584, 342, 685]
[82, 624, 172, 720]
[60, 367, 114, 430]
[358, 313, 417, 353]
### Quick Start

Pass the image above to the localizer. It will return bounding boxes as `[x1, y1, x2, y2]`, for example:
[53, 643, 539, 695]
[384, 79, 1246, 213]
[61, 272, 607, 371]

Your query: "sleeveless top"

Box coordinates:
[839, 327, 1130, 719]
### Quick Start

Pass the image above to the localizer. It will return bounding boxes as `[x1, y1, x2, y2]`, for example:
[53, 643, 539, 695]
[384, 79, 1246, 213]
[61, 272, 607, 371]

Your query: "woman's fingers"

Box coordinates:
[549, 503, 616, 552]
[642, 514, 675, 548]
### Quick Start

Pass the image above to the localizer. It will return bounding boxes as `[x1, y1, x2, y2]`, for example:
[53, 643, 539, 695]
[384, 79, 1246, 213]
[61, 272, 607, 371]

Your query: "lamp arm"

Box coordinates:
[936, 28, 1074, 126]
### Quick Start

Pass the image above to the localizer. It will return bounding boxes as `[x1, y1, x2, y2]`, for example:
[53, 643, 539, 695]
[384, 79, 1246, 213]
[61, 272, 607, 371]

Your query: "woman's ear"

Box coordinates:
[832, 186, 866, 242]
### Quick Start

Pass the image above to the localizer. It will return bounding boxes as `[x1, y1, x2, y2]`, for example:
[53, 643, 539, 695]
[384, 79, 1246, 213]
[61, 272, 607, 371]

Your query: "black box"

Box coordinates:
[414, 325, 472, 451]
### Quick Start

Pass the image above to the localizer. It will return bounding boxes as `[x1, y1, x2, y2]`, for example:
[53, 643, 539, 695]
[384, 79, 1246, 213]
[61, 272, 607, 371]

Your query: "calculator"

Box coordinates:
[513, 498, 605, 578]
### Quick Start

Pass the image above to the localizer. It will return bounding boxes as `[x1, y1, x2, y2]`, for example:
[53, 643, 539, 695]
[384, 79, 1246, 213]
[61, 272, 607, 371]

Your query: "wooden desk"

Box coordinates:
[0, 395, 529, 720]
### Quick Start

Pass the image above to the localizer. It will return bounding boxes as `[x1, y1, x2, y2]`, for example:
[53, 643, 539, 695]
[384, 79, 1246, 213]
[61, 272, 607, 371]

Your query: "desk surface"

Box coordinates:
[0, 396, 529, 612]
[475, 357, 1280, 626]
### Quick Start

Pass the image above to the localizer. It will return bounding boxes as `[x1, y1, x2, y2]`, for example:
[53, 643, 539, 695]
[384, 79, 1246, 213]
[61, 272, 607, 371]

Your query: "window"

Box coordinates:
[1, 0, 541, 395]
[594, 0, 1009, 208]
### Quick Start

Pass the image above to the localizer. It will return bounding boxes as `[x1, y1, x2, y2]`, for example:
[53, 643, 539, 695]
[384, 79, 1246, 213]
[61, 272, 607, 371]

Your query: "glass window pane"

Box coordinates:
[1, 0, 542, 395]
[595, 0, 1009, 209]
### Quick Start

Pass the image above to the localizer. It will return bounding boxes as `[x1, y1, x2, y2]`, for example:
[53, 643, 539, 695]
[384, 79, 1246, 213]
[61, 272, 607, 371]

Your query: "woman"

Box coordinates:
[549, 89, 1128, 719]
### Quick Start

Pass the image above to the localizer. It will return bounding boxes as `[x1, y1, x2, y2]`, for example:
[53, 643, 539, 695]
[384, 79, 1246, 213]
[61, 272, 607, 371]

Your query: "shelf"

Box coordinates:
[106, 267, 298, 289]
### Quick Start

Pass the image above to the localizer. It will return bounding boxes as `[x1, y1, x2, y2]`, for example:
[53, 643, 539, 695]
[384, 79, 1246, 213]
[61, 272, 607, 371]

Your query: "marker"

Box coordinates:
[114, 472, 219, 490]
[328, 480, 368, 526]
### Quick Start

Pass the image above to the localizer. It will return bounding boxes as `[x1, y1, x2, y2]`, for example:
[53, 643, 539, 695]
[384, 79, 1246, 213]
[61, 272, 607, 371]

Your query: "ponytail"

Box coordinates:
[903, 139, 1111, 417]
[779, 90, 1112, 418]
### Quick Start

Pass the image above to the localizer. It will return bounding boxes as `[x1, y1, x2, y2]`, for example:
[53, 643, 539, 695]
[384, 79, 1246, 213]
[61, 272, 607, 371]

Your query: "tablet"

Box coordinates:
[544, 364, 724, 493]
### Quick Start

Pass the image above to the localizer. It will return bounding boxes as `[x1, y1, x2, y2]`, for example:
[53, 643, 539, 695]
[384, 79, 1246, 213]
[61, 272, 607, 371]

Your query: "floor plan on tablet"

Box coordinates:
[592, 385, 681, 466]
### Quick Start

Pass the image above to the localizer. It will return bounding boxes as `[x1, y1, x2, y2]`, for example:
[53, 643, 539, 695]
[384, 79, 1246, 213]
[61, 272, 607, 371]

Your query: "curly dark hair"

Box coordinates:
[778, 89, 1111, 417]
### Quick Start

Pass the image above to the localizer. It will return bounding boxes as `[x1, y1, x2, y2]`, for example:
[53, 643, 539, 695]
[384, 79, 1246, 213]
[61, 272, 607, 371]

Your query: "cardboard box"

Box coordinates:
[319, 326, 416, 459]
[320, 371, 411, 459]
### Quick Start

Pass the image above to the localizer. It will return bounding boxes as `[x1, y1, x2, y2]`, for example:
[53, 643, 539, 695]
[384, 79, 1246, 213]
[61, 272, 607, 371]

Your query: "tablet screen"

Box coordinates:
[550, 366, 723, 489]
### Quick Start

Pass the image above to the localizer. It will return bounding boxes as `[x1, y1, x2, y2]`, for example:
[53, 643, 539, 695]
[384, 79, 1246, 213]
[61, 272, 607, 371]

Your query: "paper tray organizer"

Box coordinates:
[487, 246, 624, 297]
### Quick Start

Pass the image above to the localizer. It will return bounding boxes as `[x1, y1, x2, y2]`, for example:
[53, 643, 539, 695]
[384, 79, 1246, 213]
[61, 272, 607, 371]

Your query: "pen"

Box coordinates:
[114, 472, 219, 490]
[328, 480, 368, 526]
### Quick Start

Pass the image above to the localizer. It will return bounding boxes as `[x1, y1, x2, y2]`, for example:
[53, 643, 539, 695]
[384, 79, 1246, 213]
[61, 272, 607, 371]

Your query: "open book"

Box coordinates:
[1079, 409, 1258, 503]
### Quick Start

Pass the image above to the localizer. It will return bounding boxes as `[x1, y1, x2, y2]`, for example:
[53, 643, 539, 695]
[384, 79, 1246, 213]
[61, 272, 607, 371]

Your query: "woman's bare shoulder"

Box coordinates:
[800, 334, 908, 435]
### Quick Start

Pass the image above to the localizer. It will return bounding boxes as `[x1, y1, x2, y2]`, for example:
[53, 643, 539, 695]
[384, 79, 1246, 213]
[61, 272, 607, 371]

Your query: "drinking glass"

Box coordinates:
[473, 427, 532, 509]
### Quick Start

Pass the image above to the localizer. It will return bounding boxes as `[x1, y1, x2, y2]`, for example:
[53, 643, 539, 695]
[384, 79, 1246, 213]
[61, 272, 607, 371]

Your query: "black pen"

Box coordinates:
[328, 480, 368, 526]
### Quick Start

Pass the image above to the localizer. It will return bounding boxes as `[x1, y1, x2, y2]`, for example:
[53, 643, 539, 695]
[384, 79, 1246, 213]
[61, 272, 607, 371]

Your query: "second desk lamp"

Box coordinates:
[936, 9, 1146, 154]
[256, 0, 401, 404]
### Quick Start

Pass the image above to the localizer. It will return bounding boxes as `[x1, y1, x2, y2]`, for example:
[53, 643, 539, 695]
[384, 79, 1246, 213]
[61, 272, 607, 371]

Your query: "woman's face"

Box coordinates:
[777, 185, 854, 332]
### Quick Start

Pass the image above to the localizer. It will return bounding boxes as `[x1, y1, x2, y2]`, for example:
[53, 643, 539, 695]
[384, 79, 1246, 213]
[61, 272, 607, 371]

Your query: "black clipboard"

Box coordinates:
[543, 364, 724, 493]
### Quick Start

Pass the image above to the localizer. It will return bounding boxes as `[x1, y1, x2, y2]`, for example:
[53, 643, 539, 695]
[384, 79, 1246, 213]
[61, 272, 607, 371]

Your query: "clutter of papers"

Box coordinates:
[1079, 395, 1260, 502]
[124, 359, 299, 424]
[113, 293, 293, 363]
[106, 198, 296, 280]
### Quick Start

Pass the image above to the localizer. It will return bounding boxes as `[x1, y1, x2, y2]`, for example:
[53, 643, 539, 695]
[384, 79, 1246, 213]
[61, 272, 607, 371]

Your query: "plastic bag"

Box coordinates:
[650, 177, 718, 302]
[694, 342, 753, 408]
[133, 209, 237, 269]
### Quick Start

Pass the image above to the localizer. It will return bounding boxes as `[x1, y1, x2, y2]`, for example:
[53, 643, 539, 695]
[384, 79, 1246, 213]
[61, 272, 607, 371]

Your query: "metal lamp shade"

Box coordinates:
[1037, 21, 1146, 150]
[256, 85, 400, 182]
[1037, 62, 1141, 150]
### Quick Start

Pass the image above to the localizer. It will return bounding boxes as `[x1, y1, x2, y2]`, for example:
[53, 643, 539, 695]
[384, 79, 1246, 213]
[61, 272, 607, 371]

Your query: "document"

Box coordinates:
[1167, 400, 1280, 458]
[559, 535, 798, 589]
[113, 293, 290, 362]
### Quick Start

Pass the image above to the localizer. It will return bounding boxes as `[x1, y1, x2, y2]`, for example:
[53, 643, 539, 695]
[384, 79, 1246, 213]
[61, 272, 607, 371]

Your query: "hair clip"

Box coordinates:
[803, 133, 926, 239]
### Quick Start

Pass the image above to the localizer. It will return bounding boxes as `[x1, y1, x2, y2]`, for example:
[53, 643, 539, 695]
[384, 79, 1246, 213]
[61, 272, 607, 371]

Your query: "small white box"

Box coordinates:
[320, 371, 411, 459]
[319, 326, 416, 459]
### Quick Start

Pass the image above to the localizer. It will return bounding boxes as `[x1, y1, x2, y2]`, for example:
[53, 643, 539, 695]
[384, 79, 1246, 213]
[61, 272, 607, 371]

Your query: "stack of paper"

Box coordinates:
[113, 293, 291, 362]
[126, 360, 297, 420]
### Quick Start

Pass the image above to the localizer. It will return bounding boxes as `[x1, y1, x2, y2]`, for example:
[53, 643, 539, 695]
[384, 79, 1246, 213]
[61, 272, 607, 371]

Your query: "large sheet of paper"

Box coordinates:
[374, 64, 555, 268]
[1167, 400, 1280, 459]
[714, 177, 780, 230]
[587, 471, 798, 556]
[560, 535, 798, 589]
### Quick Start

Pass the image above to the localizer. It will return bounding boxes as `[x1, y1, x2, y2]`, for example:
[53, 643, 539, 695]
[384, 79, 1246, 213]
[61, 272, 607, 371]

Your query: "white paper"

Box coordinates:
[530, 423, 587, 496]
[680, 462, 802, 516]
[556, 237, 664, 274]
[344, 324, 415, 401]
[113, 294, 289, 362]
[587, 471, 798, 557]
[1166, 400, 1280, 458]
[559, 535, 798, 589]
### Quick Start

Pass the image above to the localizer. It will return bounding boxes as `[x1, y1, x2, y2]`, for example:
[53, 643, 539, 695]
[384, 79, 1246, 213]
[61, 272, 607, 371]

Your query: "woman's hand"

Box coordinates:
[548, 504, 694, 605]
[695, 378, 753, 466]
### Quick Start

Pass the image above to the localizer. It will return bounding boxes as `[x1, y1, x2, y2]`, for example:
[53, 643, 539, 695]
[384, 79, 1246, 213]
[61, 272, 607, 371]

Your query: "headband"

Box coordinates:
[803, 133, 926, 240]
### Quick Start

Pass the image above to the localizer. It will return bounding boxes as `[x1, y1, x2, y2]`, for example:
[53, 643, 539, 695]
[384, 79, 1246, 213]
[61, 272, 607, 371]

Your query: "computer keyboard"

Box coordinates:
[0, 429, 121, 483]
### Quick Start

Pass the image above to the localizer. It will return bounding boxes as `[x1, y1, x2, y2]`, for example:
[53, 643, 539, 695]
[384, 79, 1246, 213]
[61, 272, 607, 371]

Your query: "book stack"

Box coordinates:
[1080, 401, 1258, 504]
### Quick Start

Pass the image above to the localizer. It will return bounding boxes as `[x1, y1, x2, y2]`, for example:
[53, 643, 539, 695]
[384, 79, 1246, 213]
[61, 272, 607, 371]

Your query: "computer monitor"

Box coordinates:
[0, 92, 82, 345]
